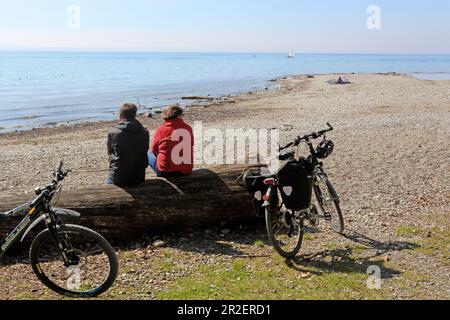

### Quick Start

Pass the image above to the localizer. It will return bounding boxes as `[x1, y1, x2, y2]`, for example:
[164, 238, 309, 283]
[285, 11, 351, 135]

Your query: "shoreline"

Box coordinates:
[1, 72, 448, 137]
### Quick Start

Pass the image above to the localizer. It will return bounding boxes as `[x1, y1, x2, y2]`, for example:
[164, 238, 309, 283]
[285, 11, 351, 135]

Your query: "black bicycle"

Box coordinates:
[244, 123, 344, 258]
[0, 161, 118, 297]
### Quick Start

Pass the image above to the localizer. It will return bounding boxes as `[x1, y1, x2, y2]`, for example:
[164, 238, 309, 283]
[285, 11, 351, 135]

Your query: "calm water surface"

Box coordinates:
[1, 52, 449, 132]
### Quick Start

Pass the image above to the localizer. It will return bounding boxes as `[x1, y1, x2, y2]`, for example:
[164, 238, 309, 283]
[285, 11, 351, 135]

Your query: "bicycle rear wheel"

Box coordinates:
[265, 189, 304, 259]
[29, 224, 118, 298]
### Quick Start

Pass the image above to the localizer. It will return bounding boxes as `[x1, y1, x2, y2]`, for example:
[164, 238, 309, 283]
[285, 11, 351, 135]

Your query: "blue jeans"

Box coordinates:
[148, 151, 185, 178]
[148, 151, 161, 176]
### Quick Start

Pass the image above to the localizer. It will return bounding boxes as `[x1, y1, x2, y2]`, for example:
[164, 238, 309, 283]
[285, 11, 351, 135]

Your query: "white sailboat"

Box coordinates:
[288, 48, 295, 58]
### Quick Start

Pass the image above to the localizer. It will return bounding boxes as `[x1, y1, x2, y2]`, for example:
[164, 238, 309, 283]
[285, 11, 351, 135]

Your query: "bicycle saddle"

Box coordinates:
[279, 151, 295, 161]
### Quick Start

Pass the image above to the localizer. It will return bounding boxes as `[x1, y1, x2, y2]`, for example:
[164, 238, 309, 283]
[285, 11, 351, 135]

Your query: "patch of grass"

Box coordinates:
[159, 260, 178, 272]
[303, 233, 314, 241]
[396, 226, 423, 238]
[254, 240, 265, 247]
[416, 229, 450, 264]
[325, 243, 340, 250]
[390, 270, 433, 299]
[119, 250, 141, 259]
[396, 224, 449, 266]
[157, 253, 392, 300]
[349, 244, 367, 255]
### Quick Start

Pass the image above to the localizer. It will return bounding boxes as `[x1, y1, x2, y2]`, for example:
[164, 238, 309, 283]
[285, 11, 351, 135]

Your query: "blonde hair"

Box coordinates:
[163, 104, 184, 121]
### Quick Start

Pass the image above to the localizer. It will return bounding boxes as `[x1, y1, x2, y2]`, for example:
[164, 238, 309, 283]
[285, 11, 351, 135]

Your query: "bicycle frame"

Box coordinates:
[0, 201, 42, 255]
[0, 198, 81, 257]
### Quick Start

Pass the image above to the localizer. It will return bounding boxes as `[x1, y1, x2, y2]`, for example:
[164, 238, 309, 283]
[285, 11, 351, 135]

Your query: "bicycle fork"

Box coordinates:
[44, 211, 79, 267]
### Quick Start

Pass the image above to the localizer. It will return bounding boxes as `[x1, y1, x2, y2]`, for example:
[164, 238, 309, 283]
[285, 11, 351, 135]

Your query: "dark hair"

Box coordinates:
[120, 103, 138, 119]
[163, 104, 184, 121]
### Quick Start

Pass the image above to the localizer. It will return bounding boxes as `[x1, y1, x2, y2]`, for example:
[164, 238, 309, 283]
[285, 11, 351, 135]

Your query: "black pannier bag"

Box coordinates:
[277, 159, 314, 211]
[243, 169, 270, 217]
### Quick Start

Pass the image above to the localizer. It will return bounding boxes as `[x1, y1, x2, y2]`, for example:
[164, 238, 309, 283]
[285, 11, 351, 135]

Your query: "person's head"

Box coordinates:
[119, 103, 138, 121]
[163, 104, 184, 121]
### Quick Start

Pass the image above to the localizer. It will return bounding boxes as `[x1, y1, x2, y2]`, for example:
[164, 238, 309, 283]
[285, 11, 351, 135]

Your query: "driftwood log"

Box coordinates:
[181, 96, 215, 100]
[0, 165, 257, 246]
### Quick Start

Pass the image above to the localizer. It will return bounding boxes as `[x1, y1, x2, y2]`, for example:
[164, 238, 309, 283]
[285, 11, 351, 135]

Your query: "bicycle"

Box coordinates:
[0, 161, 118, 297]
[244, 123, 344, 259]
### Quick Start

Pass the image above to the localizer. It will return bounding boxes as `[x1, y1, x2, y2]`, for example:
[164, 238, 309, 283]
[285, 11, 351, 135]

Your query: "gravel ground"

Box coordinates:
[0, 73, 449, 299]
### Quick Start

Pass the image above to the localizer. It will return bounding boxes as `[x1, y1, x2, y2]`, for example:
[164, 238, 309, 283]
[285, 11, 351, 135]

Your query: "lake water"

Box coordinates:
[1, 52, 450, 132]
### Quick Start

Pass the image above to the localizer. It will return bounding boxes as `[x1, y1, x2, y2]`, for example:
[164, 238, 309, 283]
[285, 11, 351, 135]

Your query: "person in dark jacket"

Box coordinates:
[106, 103, 149, 186]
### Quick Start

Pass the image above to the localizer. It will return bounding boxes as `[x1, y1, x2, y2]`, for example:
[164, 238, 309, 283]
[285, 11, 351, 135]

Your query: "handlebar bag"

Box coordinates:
[277, 159, 314, 211]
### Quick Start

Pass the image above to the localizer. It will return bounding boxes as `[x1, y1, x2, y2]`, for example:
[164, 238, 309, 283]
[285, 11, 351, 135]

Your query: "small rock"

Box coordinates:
[153, 240, 166, 248]
[300, 272, 311, 279]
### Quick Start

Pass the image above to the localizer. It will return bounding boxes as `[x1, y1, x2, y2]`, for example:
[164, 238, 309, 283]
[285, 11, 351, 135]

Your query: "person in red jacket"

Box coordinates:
[149, 105, 194, 178]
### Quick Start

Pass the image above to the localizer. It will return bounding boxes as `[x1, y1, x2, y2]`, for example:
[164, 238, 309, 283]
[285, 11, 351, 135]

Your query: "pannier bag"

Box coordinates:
[243, 169, 270, 217]
[277, 159, 314, 211]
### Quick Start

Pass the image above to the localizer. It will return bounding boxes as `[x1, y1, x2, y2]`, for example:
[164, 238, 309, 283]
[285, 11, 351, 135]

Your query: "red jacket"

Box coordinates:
[151, 118, 194, 174]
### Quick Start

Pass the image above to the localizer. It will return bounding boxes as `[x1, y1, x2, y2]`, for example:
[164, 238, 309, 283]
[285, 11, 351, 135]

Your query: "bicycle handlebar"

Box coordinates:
[280, 123, 334, 151]
[53, 160, 71, 183]
[34, 161, 71, 196]
[56, 160, 63, 174]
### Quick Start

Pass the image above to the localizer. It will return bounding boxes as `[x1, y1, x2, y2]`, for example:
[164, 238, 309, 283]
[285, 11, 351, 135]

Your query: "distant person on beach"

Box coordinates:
[336, 76, 351, 85]
[149, 105, 194, 178]
[106, 103, 149, 186]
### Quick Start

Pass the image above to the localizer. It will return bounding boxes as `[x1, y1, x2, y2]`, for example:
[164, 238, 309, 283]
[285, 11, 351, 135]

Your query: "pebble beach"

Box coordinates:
[0, 73, 449, 299]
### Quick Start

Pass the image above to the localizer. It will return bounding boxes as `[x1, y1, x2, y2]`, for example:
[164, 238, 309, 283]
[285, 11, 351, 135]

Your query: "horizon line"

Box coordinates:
[0, 48, 449, 56]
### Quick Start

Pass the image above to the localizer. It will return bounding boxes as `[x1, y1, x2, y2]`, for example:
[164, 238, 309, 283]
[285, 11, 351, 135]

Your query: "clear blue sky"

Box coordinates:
[0, 0, 449, 53]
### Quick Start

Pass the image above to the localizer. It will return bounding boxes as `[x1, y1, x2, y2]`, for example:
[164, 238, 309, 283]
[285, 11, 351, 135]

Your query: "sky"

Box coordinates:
[0, 0, 449, 54]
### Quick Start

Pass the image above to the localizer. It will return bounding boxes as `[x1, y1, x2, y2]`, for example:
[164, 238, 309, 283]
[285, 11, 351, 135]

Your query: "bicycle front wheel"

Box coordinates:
[29, 224, 118, 298]
[314, 174, 345, 234]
